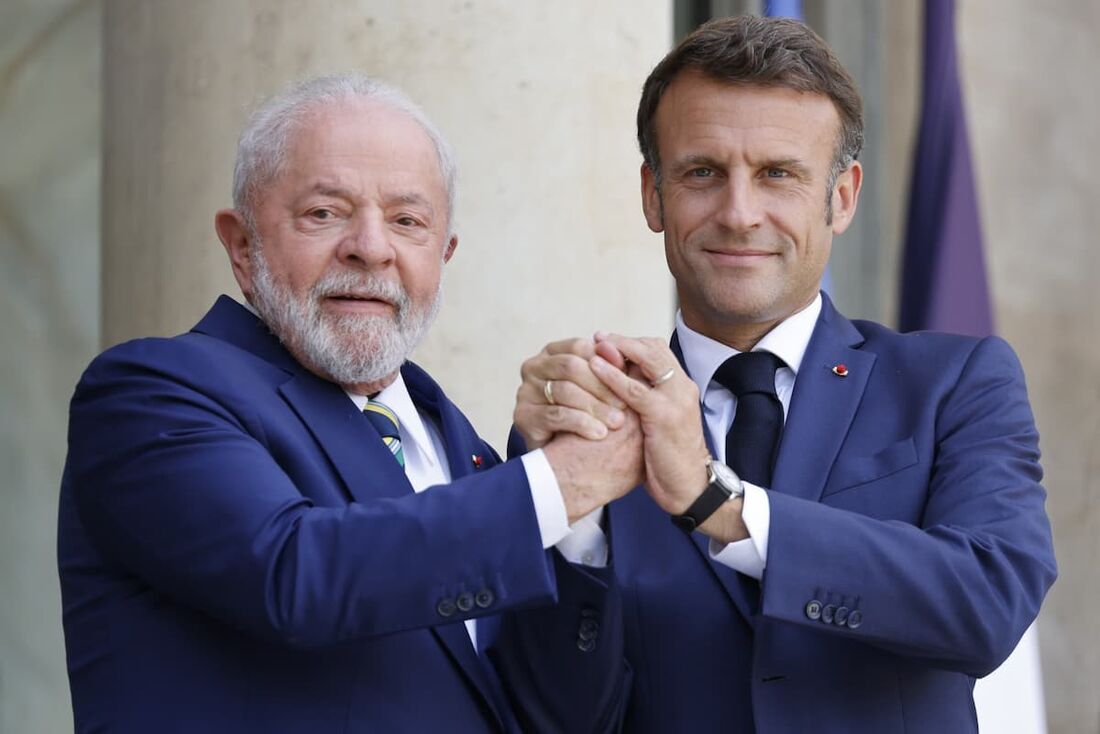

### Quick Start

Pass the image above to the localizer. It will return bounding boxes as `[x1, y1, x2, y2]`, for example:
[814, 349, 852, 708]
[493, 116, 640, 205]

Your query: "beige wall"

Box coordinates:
[0, 2, 101, 733]
[103, 0, 675, 446]
[959, 2, 1100, 732]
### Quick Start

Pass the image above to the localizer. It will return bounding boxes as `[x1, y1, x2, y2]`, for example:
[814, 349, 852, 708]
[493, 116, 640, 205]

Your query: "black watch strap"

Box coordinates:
[670, 481, 732, 533]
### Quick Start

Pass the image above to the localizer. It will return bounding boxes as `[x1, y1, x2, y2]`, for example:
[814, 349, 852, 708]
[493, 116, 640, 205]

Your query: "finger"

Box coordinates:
[542, 337, 599, 358]
[593, 339, 627, 370]
[589, 354, 654, 415]
[514, 402, 611, 441]
[596, 334, 681, 385]
[521, 353, 627, 410]
[542, 379, 626, 429]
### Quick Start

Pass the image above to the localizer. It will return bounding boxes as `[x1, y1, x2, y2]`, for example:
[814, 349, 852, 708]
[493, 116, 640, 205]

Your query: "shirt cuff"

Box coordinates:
[521, 449, 571, 549]
[708, 481, 770, 579]
[556, 507, 608, 567]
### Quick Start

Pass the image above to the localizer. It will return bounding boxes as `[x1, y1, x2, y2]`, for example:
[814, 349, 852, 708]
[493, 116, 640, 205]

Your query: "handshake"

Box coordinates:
[515, 333, 749, 544]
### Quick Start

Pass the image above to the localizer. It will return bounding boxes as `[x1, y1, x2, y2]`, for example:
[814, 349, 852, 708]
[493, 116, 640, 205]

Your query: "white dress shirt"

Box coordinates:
[678, 294, 821, 578]
[556, 295, 822, 580]
[347, 374, 572, 649]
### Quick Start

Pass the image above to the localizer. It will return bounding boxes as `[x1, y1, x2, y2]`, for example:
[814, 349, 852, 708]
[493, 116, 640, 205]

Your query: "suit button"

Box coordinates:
[846, 610, 863, 629]
[577, 637, 596, 653]
[456, 592, 475, 613]
[834, 606, 849, 626]
[578, 618, 600, 642]
[821, 604, 836, 624]
[475, 588, 495, 608]
[804, 600, 822, 621]
[437, 598, 456, 618]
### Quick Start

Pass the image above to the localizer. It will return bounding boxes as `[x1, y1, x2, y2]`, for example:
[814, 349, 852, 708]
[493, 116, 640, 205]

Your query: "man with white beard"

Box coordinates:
[57, 73, 641, 734]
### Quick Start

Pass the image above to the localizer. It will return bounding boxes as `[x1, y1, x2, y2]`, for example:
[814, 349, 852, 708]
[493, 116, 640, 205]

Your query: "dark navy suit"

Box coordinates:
[494, 295, 1057, 733]
[58, 296, 558, 733]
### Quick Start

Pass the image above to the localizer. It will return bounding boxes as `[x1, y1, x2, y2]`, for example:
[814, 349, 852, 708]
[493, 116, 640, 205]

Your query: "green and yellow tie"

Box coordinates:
[363, 398, 405, 468]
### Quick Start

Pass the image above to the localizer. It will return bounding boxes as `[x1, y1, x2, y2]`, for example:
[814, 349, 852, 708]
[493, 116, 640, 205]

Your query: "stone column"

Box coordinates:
[0, 3, 102, 733]
[959, 2, 1100, 732]
[103, 0, 675, 446]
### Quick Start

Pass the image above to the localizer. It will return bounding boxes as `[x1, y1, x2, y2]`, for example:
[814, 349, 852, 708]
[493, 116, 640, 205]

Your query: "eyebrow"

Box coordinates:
[764, 157, 813, 178]
[306, 184, 436, 215]
[309, 182, 355, 199]
[390, 192, 435, 213]
[668, 154, 814, 179]
[669, 154, 723, 172]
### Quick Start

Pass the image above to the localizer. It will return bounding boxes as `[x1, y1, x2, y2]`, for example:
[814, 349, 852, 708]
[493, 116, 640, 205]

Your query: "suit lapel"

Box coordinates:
[278, 375, 413, 504]
[667, 296, 873, 621]
[403, 363, 509, 732]
[770, 296, 873, 503]
[191, 295, 414, 504]
[403, 362, 494, 482]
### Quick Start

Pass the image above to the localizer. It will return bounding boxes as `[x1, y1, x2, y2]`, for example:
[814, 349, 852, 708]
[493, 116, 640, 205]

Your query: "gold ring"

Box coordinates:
[651, 368, 676, 387]
[544, 380, 556, 405]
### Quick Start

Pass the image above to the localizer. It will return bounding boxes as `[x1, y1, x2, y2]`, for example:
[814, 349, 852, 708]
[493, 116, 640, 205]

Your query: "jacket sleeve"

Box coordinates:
[65, 343, 558, 649]
[760, 336, 1057, 676]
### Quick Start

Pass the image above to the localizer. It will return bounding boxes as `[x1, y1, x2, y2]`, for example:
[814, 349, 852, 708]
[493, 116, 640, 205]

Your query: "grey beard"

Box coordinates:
[249, 244, 442, 387]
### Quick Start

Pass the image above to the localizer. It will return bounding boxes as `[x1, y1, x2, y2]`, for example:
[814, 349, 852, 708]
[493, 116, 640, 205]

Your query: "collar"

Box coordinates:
[347, 375, 439, 469]
[676, 293, 822, 393]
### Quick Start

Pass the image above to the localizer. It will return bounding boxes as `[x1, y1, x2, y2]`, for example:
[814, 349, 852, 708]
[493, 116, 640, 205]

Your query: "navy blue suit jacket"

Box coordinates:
[58, 296, 559, 733]
[494, 295, 1057, 734]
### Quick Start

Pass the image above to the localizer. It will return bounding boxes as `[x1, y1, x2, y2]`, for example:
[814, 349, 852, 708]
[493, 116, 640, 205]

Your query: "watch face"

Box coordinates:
[711, 461, 740, 487]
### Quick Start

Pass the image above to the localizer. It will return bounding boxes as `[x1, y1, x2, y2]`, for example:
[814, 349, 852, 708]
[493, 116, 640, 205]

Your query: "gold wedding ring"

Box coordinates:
[544, 380, 556, 405]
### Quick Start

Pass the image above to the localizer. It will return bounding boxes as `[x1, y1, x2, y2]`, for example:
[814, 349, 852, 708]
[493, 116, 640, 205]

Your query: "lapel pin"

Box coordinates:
[471, 454, 484, 468]
[832, 364, 849, 377]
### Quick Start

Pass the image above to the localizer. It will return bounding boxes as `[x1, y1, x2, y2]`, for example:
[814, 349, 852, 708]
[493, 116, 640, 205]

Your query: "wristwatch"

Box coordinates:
[670, 459, 744, 533]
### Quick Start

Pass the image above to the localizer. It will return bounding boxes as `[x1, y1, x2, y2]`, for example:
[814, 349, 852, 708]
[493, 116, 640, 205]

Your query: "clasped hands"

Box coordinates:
[517, 333, 749, 544]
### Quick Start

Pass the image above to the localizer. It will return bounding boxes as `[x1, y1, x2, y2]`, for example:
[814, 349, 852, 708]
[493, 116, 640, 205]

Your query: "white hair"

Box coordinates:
[232, 72, 457, 231]
[249, 239, 443, 386]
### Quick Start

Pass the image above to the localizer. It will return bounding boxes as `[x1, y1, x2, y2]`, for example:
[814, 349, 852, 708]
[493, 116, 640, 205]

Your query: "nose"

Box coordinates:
[336, 211, 395, 269]
[715, 174, 764, 233]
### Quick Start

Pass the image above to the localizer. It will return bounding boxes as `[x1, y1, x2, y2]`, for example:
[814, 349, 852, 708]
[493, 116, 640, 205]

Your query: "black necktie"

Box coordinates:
[713, 351, 784, 487]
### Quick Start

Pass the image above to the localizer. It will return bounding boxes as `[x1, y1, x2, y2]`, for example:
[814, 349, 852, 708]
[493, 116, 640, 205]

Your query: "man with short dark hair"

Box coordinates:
[57, 73, 641, 733]
[496, 16, 1056, 733]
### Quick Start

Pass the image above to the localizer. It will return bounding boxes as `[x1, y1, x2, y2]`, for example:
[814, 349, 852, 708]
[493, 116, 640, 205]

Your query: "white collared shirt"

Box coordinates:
[347, 374, 572, 649]
[677, 294, 821, 578]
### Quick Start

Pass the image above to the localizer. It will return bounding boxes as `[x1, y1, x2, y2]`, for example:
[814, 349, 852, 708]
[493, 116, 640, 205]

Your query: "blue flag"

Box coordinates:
[899, 0, 992, 336]
[764, 0, 802, 19]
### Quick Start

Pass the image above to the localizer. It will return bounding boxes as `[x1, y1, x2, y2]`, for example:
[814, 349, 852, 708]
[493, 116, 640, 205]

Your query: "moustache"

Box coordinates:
[310, 271, 409, 308]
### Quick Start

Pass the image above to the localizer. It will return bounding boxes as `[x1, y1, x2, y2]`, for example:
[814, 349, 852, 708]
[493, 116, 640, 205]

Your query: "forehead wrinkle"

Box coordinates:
[309, 181, 356, 199]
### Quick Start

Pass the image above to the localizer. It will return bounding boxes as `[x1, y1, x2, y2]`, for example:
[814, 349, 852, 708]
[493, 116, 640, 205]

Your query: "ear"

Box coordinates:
[442, 233, 459, 264]
[829, 160, 863, 235]
[215, 208, 256, 299]
[640, 163, 665, 233]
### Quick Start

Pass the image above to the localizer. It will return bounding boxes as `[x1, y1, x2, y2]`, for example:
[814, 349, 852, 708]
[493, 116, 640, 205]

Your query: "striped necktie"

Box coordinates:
[363, 398, 405, 468]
